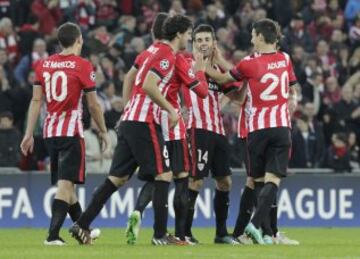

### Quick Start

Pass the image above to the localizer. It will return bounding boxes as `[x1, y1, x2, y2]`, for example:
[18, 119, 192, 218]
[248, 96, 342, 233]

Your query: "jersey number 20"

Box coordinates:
[260, 71, 289, 101]
[43, 71, 67, 102]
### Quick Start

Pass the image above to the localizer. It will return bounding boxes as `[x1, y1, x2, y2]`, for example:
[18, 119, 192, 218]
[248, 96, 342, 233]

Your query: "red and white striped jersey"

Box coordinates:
[183, 64, 238, 135]
[230, 51, 297, 133]
[158, 52, 208, 141]
[122, 42, 175, 124]
[34, 54, 96, 138]
[237, 99, 248, 139]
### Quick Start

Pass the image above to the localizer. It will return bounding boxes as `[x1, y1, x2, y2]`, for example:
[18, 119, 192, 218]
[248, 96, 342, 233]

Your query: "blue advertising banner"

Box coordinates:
[0, 172, 359, 228]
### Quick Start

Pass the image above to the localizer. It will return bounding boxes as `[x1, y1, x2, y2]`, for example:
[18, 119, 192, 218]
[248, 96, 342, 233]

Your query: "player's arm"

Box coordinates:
[206, 66, 234, 85]
[212, 43, 233, 71]
[180, 52, 208, 98]
[142, 71, 179, 128]
[85, 91, 109, 151]
[20, 85, 43, 156]
[226, 82, 248, 105]
[288, 82, 299, 115]
[122, 66, 138, 105]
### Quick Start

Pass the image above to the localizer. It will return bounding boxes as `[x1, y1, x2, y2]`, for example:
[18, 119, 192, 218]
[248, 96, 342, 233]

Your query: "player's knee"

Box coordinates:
[215, 176, 232, 191]
[108, 175, 128, 187]
[56, 180, 75, 202]
[173, 171, 188, 179]
[188, 178, 203, 191]
[246, 177, 255, 189]
[155, 171, 173, 182]
[265, 173, 281, 186]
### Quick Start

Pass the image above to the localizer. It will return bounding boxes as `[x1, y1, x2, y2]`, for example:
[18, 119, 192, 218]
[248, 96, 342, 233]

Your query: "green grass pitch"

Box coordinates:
[1, 228, 360, 259]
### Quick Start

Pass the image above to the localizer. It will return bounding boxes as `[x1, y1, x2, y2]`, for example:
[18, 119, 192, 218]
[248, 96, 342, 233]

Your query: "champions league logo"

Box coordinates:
[90, 71, 96, 82]
[188, 68, 195, 79]
[160, 59, 169, 70]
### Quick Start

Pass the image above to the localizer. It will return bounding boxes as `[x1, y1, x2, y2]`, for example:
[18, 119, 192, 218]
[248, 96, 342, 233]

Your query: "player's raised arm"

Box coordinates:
[20, 84, 43, 156]
[122, 66, 138, 105]
[142, 70, 179, 128]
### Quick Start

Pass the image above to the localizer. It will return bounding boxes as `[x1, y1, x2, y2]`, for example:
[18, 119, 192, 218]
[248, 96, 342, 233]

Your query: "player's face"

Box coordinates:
[251, 29, 261, 51]
[194, 32, 214, 58]
[179, 29, 192, 50]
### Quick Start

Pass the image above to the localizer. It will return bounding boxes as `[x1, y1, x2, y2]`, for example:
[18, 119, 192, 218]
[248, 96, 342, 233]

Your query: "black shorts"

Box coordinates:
[109, 121, 170, 181]
[45, 136, 85, 185]
[247, 127, 291, 179]
[188, 128, 231, 179]
[238, 137, 250, 176]
[166, 139, 190, 175]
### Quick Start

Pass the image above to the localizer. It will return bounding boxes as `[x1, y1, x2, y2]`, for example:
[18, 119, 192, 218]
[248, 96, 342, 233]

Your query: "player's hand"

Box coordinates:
[193, 47, 208, 72]
[168, 109, 180, 129]
[212, 42, 224, 64]
[20, 134, 34, 156]
[98, 131, 110, 153]
[288, 98, 297, 115]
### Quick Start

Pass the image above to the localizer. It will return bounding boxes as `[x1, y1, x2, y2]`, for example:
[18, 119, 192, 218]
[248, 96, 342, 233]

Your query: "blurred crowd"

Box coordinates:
[0, 0, 359, 173]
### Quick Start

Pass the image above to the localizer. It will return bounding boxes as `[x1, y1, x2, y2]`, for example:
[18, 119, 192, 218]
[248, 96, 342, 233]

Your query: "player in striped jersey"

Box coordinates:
[207, 18, 299, 244]
[70, 15, 193, 246]
[182, 24, 242, 245]
[20, 23, 109, 245]
[124, 14, 209, 245]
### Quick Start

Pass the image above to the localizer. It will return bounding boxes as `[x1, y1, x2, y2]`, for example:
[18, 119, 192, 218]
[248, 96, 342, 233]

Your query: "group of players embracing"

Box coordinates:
[21, 12, 300, 246]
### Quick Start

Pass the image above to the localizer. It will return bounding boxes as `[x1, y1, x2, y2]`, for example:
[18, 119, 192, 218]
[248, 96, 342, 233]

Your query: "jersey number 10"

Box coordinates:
[43, 71, 68, 102]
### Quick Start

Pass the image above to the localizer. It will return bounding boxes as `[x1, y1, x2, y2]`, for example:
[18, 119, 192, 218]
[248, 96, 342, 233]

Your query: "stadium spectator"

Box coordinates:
[322, 76, 342, 108]
[31, 0, 62, 35]
[104, 96, 123, 130]
[97, 80, 116, 112]
[326, 132, 351, 172]
[196, 4, 225, 30]
[349, 16, 360, 47]
[290, 115, 320, 168]
[334, 87, 360, 132]
[283, 13, 315, 53]
[344, 0, 360, 23]
[0, 111, 21, 167]
[0, 17, 18, 63]
[14, 38, 48, 87]
[348, 132, 360, 169]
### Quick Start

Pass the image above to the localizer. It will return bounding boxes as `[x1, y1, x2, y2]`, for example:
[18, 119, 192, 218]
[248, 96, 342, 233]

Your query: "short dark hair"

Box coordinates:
[253, 18, 282, 44]
[162, 14, 192, 41]
[193, 24, 215, 40]
[57, 22, 81, 48]
[152, 12, 168, 40]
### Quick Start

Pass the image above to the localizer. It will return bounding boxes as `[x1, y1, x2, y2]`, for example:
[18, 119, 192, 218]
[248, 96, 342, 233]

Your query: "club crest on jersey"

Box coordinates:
[90, 71, 96, 82]
[197, 163, 205, 171]
[188, 68, 195, 78]
[160, 59, 169, 70]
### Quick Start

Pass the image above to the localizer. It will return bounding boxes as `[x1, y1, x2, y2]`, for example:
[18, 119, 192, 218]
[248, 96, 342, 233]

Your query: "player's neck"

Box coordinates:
[162, 40, 180, 53]
[59, 47, 79, 56]
[258, 44, 277, 54]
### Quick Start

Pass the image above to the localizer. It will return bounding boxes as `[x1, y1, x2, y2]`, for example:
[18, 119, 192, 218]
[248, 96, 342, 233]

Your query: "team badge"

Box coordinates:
[188, 68, 195, 78]
[90, 71, 96, 82]
[160, 59, 169, 70]
[197, 163, 205, 171]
